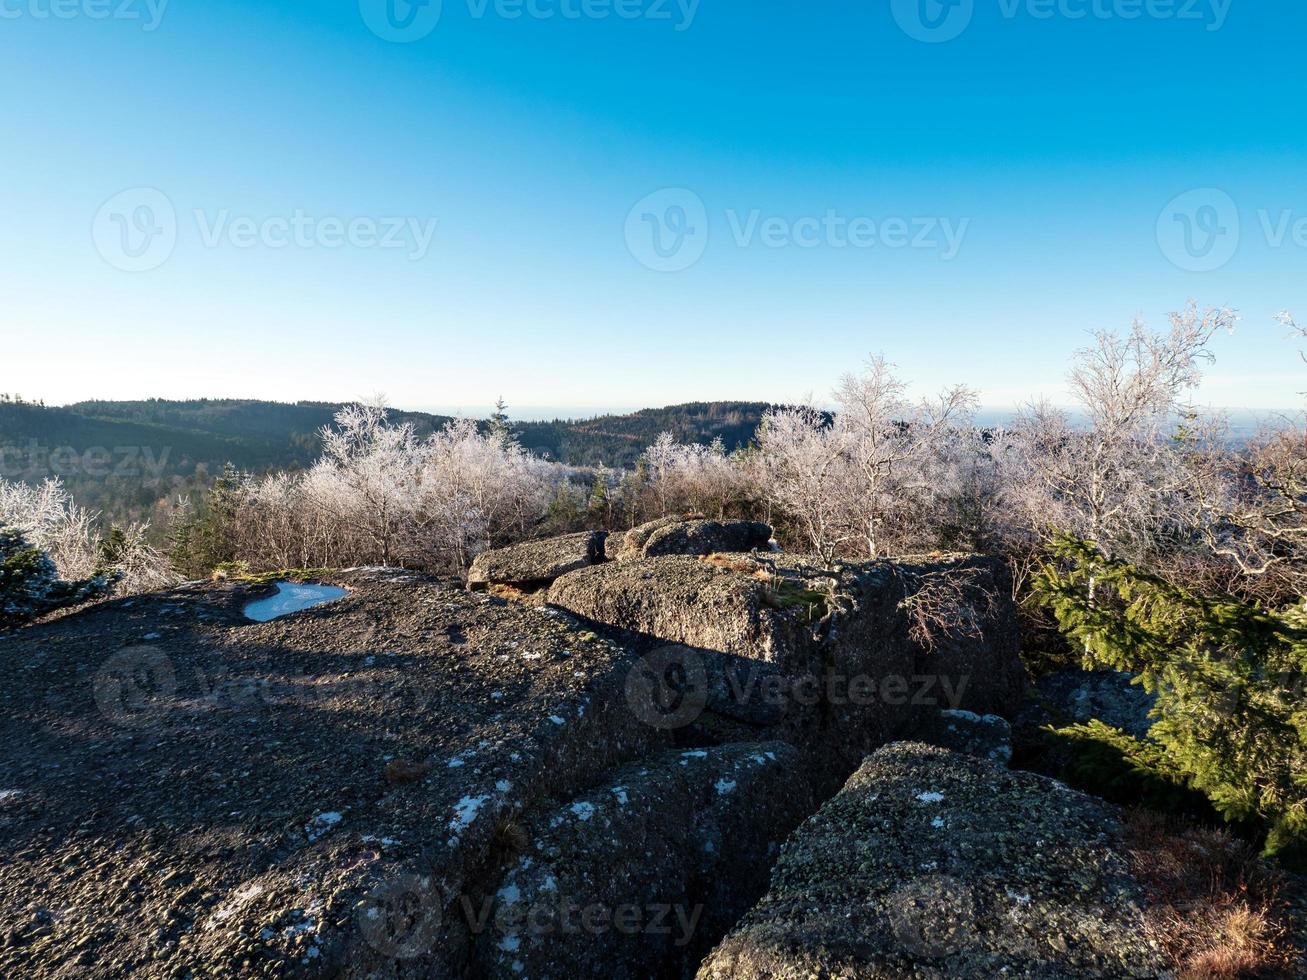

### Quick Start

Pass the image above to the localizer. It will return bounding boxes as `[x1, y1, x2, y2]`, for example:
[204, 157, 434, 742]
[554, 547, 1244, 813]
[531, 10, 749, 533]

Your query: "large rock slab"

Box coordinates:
[641, 520, 774, 559]
[467, 531, 605, 590]
[896, 553, 1026, 718]
[547, 553, 1025, 781]
[698, 742, 1167, 979]
[0, 570, 664, 979]
[605, 519, 772, 562]
[548, 555, 818, 672]
[604, 517, 685, 562]
[474, 741, 814, 979]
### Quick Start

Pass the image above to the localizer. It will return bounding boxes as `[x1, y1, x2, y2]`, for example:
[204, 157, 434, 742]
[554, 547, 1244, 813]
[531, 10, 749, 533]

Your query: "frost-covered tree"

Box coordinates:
[834, 355, 978, 556]
[310, 401, 424, 566]
[642, 433, 745, 519]
[756, 406, 858, 566]
[1001, 304, 1237, 570]
[0, 477, 174, 596]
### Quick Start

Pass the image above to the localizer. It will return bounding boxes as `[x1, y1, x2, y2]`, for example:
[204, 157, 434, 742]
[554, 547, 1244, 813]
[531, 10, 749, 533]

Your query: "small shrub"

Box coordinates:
[0, 526, 108, 629]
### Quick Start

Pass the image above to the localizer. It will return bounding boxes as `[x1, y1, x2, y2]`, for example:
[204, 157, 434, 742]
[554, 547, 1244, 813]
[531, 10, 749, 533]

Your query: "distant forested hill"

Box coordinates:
[0, 397, 773, 525]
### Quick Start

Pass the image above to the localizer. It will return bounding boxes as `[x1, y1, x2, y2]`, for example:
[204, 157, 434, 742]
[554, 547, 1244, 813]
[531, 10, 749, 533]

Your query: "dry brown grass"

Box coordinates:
[700, 553, 769, 578]
[1123, 809, 1300, 978]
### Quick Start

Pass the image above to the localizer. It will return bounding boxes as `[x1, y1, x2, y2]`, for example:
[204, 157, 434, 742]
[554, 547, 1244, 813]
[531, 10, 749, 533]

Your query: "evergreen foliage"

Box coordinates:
[0, 527, 108, 629]
[1034, 535, 1307, 858]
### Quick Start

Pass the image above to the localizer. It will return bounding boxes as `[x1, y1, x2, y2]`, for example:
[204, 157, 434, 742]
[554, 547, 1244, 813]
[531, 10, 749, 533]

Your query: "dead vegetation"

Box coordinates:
[1123, 809, 1301, 978]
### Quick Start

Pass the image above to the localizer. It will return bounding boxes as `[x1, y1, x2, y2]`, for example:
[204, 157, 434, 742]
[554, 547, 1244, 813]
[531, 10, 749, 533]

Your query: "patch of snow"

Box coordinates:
[449, 795, 489, 832]
[915, 791, 945, 804]
[497, 883, 522, 905]
[569, 802, 596, 822]
[498, 934, 520, 952]
[306, 811, 343, 842]
[931, 816, 946, 829]
[611, 786, 629, 805]
[548, 716, 565, 725]
[496, 780, 513, 793]
[714, 779, 737, 796]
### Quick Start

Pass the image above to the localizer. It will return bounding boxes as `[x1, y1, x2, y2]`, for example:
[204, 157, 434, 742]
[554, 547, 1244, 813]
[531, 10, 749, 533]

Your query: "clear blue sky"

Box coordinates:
[2, 0, 1304, 416]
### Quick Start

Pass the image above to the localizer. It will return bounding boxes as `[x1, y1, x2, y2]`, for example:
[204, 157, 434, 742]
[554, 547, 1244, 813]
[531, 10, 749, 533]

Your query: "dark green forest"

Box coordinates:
[0, 396, 772, 527]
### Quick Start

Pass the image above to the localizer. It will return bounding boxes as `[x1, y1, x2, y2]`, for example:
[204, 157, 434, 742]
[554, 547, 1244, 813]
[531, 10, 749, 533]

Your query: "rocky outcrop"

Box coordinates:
[0, 570, 664, 978]
[917, 708, 1013, 765]
[547, 555, 819, 671]
[698, 742, 1167, 979]
[548, 553, 1025, 775]
[1, 543, 1030, 979]
[899, 554, 1026, 718]
[641, 520, 774, 559]
[605, 519, 773, 562]
[474, 742, 813, 979]
[467, 531, 606, 590]
[604, 517, 685, 562]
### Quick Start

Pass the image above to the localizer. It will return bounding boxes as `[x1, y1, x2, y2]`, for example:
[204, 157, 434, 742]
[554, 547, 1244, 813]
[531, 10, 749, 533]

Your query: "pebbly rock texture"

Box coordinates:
[640, 520, 774, 559]
[604, 518, 773, 562]
[474, 741, 813, 980]
[603, 517, 687, 562]
[546, 553, 1028, 797]
[916, 708, 1013, 765]
[698, 742, 1167, 980]
[0, 570, 665, 979]
[547, 555, 819, 672]
[467, 531, 606, 591]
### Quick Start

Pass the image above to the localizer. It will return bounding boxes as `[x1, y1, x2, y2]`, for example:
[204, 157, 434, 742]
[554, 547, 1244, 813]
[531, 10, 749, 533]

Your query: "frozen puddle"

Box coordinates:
[243, 582, 347, 622]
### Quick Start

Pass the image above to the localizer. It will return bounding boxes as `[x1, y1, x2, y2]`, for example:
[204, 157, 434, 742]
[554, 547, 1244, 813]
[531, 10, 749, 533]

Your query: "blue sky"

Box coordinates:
[2, 0, 1305, 416]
